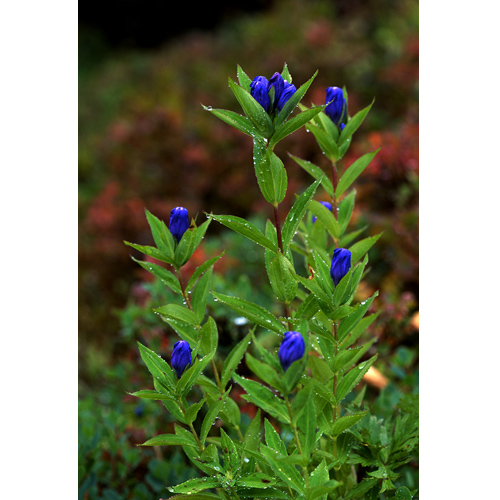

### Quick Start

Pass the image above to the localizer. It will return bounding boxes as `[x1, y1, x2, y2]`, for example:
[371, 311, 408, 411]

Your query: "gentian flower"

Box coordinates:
[250, 72, 296, 115]
[325, 87, 347, 127]
[250, 76, 271, 113]
[279, 331, 305, 372]
[277, 80, 297, 112]
[171, 340, 192, 378]
[169, 207, 189, 243]
[312, 201, 333, 224]
[330, 248, 351, 286]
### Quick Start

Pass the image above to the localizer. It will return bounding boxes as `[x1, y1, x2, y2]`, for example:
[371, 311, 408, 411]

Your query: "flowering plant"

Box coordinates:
[125, 64, 418, 500]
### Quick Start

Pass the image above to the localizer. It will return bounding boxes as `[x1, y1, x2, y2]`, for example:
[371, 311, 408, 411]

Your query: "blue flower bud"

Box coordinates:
[250, 76, 271, 113]
[312, 201, 333, 224]
[325, 87, 347, 127]
[279, 331, 305, 372]
[171, 340, 192, 378]
[169, 207, 189, 243]
[276, 80, 297, 113]
[268, 72, 284, 111]
[330, 248, 351, 286]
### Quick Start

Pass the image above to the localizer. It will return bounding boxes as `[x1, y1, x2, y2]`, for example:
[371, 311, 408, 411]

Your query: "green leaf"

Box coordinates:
[174, 219, 211, 268]
[221, 333, 251, 389]
[186, 253, 224, 292]
[335, 149, 380, 198]
[128, 389, 176, 401]
[338, 189, 356, 235]
[282, 177, 322, 250]
[330, 410, 368, 437]
[270, 105, 326, 147]
[267, 252, 298, 305]
[395, 486, 413, 500]
[338, 99, 374, 149]
[309, 200, 340, 239]
[283, 356, 307, 393]
[237, 472, 277, 488]
[131, 257, 182, 295]
[177, 353, 214, 396]
[331, 346, 364, 373]
[211, 291, 284, 334]
[198, 316, 218, 357]
[288, 154, 334, 198]
[124, 241, 174, 265]
[200, 388, 231, 444]
[144, 209, 176, 257]
[208, 214, 278, 252]
[274, 70, 318, 129]
[246, 353, 283, 392]
[305, 122, 340, 161]
[153, 303, 201, 326]
[299, 398, 317, 456]
[137, 342, 176, 391]
[237, 64, 252, 91]
[233, 374, 290, 423]
[185, 399, 206, 424]
[202, 106, 258, 138]
[220, 428, 240, 472]
[141, 433, 198, 447]
[336, 354, 377, 402]
[162, 318, 199, 346]
[243, 408, 262, 453]
[260, 444, 305, 495]
[255, 148, 288, 205]
[170, 477, 221, 494]
[337, 292, 378, 343]
[264, 418, 287, 455]
[348, 233, 382, 264]
[191, 268, 212, 324]
[228, 77, 274, 137]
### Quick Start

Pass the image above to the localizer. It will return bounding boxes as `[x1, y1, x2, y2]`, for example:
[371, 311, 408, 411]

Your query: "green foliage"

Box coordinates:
[112, 63, 418, 500]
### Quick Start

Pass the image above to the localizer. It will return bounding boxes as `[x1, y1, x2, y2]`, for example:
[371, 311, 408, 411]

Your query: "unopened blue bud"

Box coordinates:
[279, 331, 305, 372]
[277, 81, 296, 113]
[330, 248, 351, 286]
[268, 72, 284, 111]
[171, 340, 192, 378]
[312, 201, 333, 224]
[325, 87, 347, 127]
[250, 76, 271, 113]
[169, 207, 189, 242]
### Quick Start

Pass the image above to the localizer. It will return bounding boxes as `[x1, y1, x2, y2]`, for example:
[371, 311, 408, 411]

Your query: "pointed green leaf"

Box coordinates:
[336, 354, 377, 402]
[288, 154, 333, 198]
[209, 214, 278, 252]
[141, 433, 198, 447]
[228, 77, 273, 137]
[221, 332, 252, 389]
[211, 291, 284, 334]
[203, 106, 258, 138]
[330, 410, 368, 437]
[200, 388, 231, 444]
[335, 149, 380, 198]
[282, 177, 322, 250]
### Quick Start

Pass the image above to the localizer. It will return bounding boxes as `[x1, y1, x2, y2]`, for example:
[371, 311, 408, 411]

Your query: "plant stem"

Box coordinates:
[332, 321, 340, 459]
[285, 394, 310, 488]
[272, 202, 293, 329]
[330, 160, 339, 221]
[175, 265, 192, 309]
[273, 203, 285, 253]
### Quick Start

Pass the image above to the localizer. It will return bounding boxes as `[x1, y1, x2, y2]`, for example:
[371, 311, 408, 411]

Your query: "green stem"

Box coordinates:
[177, 395, 204, 453]
[285, 394, 310, 488]
[332, 321, 340, 460]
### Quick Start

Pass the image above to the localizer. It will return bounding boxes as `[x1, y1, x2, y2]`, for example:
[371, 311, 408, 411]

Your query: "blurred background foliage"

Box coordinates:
[79, 0, 418, 498]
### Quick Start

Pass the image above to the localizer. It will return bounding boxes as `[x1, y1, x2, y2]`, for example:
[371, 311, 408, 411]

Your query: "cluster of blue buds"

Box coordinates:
[250, 72, 296, 115]
[279, 331, 305, 372]
[169, 207, 190, 242]
[171, 340, 192, 378]
[312, 201, 333, 224]
[325, 86, 347, 129]
[330, 248, 351, 286]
